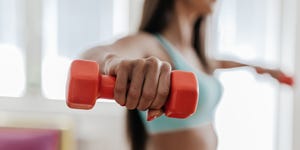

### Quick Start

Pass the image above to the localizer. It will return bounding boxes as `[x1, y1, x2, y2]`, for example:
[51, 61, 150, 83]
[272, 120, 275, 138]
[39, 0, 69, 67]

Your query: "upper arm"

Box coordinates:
[208, 58, 222, 71]
[79, 33, 157, 65]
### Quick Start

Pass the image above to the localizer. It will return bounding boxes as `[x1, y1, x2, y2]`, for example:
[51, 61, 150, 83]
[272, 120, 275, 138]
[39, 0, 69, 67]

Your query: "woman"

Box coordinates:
[81, 0, 287, 150]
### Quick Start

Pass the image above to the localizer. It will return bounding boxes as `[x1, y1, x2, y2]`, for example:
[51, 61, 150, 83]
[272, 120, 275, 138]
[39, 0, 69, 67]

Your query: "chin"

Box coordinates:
[188, 0, 215, 16]
[198, 6, 213, 15]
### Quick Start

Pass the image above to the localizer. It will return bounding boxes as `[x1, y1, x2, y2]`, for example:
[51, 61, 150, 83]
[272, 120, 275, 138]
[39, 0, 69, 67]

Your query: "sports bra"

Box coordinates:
[138, 34, 223, 133]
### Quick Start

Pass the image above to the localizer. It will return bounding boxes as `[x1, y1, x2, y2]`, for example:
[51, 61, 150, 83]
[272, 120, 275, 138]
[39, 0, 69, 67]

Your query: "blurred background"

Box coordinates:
[0, 0, 299, 149]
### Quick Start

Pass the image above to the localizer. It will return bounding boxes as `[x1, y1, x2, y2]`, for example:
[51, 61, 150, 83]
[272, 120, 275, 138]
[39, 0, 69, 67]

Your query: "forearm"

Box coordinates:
[217, 60, 259, 69]
[216, 60, 293, 85]
[79, 36, 148, 69]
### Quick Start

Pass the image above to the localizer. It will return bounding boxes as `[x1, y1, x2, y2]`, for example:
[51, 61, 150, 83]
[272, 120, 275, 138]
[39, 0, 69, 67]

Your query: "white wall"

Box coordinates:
[293, 0, 300, 149]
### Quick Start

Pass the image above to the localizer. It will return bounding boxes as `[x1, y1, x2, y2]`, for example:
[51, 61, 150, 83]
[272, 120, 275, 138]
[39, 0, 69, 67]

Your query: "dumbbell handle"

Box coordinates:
[98, 75, 116, 99]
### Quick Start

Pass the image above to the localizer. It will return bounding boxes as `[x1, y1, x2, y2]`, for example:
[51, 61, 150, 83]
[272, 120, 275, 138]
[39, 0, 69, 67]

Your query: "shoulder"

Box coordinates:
[107, 32, 168, 60]
[113, 32, 162, 53]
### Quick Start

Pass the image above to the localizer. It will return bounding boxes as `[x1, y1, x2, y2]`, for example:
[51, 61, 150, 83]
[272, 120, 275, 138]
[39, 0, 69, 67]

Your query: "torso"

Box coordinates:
[148, 124, 218, 150]
[123, 32, 219, 150]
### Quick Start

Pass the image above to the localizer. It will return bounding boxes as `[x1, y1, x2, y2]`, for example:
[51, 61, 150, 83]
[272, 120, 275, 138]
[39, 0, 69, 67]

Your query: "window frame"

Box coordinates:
[0, 0, 126, 115]
[278, 0, 298, 150]
[292, 0, 300, 149]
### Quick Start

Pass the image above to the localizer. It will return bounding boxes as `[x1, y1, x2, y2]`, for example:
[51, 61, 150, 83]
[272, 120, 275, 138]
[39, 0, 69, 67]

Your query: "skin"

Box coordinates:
[80, 0, 287, 149]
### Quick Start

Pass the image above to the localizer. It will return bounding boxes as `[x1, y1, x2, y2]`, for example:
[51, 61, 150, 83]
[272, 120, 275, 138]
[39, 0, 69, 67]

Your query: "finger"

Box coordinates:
[103, 55, 121, 75]
[113, 60, 132, 106]
[126, 59, 146, 110]
[149, 62, 171, 110]
[147, 109, 164, 121]
[137, 57, 160, 110]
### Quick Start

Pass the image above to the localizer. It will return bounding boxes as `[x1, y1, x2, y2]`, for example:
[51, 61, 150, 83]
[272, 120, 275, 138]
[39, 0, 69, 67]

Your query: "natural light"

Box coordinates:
[215, 69, 277, 150]
[0, 0, 296, 149]
[213, 0, 281, 149]
[0, 45, 25, 97]
[41, 0, 131, 100]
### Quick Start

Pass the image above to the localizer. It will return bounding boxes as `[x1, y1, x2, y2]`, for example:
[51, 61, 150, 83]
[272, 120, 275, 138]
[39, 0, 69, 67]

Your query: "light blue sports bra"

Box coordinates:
[138, 34, 223, 133]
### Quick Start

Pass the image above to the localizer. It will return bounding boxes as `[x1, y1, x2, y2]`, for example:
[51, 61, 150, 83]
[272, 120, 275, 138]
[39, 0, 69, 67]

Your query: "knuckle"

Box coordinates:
[142, 91, 155, 101]
[131, 85, 141, 94]
[133, 59, 146, 72]
[145, 61, 151, 68]
[157, 89, 169, 98]
[119, 60, 132, 69]
[147, 56, 159, 62]
[161, 62, 172, 72]
[134, 59, 145, 65]
[146, 57, 160, 67]
[127, 91, 139, 100]
[129, 85, 139, 92]
[114, 86, 125, 94]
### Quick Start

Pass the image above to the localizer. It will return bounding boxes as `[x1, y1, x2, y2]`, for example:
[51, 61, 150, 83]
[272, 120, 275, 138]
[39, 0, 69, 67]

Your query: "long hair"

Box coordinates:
[126, 0, 211, 150]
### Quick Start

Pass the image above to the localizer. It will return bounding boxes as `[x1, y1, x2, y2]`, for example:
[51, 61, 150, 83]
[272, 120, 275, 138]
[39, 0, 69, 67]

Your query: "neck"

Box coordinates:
[162, 2, 200, 51]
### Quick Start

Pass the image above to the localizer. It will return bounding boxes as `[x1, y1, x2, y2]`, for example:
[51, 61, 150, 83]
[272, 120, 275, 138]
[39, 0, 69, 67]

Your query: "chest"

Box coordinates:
[148, 46, 205, 72]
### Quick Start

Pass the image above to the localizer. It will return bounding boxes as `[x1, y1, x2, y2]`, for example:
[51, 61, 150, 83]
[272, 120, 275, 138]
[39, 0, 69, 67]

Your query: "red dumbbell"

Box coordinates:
[278, 73, 294, 86]
[66, 60, 199, 119]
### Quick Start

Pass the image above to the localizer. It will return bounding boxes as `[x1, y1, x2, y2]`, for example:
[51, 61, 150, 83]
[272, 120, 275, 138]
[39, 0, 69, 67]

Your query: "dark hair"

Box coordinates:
[126, 1, 211, 150]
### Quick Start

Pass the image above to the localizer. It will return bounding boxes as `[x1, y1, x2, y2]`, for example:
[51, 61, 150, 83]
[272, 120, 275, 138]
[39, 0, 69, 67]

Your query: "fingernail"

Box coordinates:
[147, 115, 157, 122]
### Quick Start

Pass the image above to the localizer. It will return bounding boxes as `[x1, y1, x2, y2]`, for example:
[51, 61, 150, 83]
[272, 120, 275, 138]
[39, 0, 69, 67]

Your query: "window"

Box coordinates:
[42, 0, 133, 99]
[0, 0, 25, 97]
[211, 0, 293, 150]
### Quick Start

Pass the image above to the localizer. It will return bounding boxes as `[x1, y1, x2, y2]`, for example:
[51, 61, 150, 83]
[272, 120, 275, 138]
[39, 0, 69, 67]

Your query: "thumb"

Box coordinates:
[147, 109, 163, 121]
[102, 54, 121, 75]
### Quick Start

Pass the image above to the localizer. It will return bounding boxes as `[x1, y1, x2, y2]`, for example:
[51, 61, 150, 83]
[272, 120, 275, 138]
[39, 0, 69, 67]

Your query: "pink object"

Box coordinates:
[0, 127, 61, 150]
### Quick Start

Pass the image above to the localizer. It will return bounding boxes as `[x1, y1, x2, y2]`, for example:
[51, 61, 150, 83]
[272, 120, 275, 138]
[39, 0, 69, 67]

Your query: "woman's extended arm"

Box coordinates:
[79, 35, 148, 72]
[213, 60, 292, 85]
[78, 33, 171, 120]
[214, 60, 256, 69]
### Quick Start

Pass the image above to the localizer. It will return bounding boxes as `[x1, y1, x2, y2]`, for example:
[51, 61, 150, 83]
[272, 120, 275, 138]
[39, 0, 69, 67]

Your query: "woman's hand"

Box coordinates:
[255, 67, 282, 78]
[255, 67, 294, 86]
[103, 54, 172, 121]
